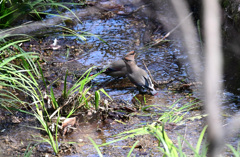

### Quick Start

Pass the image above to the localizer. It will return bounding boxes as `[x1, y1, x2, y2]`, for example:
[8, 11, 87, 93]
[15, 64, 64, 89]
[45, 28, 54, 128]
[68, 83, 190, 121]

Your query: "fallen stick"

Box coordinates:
[142, 60, 156, 84]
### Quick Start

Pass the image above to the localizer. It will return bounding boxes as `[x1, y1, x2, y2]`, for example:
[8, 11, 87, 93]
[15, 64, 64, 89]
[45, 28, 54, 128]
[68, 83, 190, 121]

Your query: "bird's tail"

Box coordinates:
[150, 89, 158, 96]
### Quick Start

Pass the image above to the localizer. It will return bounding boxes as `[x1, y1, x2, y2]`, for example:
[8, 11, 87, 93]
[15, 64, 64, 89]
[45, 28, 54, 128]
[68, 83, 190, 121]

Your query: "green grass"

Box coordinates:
[0, 48, 57, 151]
[0, 1, 110, 153]
[88, 137, 140, 157]
[227, 142, 240, 157]
[176, 125, 208, 157]
[0, 43, 110, 154]
[0, 0, 85, 28]
[90, 98, 209, 157]
[23, 143, 40, 157]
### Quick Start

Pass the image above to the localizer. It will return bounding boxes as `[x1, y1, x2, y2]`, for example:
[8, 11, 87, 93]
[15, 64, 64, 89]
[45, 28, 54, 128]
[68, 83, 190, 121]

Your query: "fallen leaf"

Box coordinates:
[62, 117, 76, 128]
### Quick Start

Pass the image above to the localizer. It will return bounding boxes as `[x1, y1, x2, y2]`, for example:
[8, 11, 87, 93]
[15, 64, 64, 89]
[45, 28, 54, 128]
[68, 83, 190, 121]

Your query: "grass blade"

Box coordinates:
[226, 144, 240, 157]
[127, 140, 139, 157]
[195, 125, 208, 155]
[88, 137, 103, 157]
[95, 90, 100, 110]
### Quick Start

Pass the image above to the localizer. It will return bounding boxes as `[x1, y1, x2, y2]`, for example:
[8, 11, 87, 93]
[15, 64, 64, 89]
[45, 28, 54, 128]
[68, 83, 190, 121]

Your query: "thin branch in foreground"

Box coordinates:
[203, 0, 224, 156]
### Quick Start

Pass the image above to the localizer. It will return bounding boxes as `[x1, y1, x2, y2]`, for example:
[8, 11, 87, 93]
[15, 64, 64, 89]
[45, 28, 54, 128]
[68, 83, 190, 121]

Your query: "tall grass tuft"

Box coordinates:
[0, 43, 110, 154]
[0, 0, 84, 28]
[95, 98, 207, 156]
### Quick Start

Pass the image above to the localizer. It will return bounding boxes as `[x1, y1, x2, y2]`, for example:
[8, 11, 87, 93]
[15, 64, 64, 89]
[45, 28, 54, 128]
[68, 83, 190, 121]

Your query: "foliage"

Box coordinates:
[0, 44, 109, 154]
[23, 143, 39, 157]
[88, 137, 103, 157]
[0, 0, 84, 28]
[227, 142, 240, 157]
[88, 137, 140, 157]
[176, 125, 208, 157]
[92, 99, 209, 157]
[0, 0, 110, 154]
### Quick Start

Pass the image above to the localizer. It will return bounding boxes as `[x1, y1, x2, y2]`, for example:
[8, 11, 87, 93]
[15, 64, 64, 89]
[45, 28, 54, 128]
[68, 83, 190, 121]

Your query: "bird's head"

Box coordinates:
[123, 51, 135, 62]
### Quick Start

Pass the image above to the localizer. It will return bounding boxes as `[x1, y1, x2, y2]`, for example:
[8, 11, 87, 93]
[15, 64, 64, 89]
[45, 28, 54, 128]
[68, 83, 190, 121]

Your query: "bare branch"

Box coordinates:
[203, 0, 224, 156]
[171, 0, 202, 82]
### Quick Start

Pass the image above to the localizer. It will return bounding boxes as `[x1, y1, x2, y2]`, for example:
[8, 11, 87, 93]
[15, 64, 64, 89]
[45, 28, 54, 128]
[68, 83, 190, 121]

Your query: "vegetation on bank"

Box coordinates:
[0, 0, 86, 28]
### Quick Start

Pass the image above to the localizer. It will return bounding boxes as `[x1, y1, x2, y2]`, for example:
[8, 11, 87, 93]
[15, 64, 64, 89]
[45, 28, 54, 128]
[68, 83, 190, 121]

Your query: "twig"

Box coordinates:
[148, 32, 170, 47]
[49, 92, 83, 119]
[142, 60, 176, 87]
[139, 12, 193, 50]
[142, 60, 201, 89]
[142, 60, 156, 85]
[153, 12, 193, 47]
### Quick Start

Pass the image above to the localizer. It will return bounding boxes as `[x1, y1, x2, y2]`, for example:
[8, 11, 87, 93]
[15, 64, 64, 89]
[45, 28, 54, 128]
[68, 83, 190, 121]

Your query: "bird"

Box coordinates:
[98, 51, 136, 77]
[102, 59, 127, 77]
[123, 51, 157, 95]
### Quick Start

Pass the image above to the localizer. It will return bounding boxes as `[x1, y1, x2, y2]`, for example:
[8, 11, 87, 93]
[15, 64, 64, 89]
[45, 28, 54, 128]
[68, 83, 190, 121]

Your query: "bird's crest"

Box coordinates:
[124, 51, 135, 61]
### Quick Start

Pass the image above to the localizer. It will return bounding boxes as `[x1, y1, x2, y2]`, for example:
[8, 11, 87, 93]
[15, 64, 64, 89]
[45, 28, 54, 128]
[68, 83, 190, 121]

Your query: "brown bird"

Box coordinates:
[123, 51, 157, 95]
[99, 51, 136, 77]
[102, 59, 127, 77]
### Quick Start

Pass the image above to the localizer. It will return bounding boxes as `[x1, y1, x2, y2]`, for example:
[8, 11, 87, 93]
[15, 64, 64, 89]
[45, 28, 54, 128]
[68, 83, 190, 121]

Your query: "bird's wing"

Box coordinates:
[105, 67, 117, 72]
[143, 75, 155, 90]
